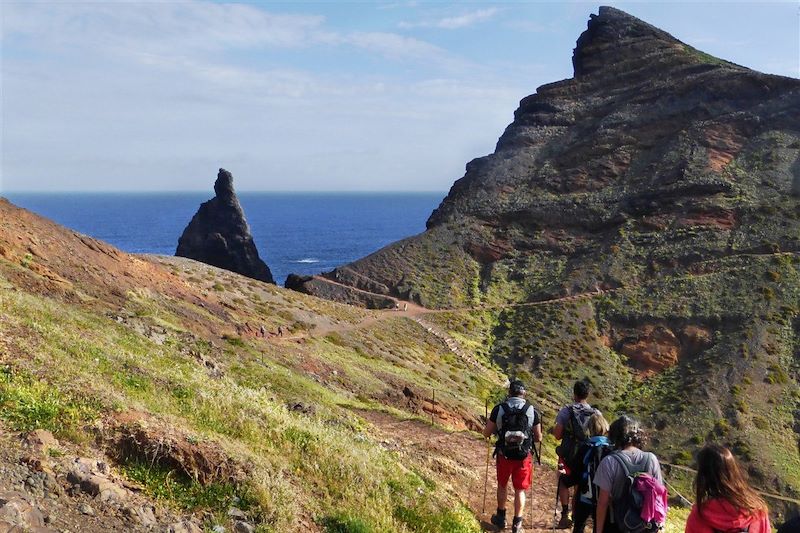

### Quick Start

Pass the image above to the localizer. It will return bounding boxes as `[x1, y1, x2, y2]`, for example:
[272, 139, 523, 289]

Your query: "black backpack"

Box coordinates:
[496, 401, 533, 460]
[610, 451, 664, 533]
[556, 404, 596, 470]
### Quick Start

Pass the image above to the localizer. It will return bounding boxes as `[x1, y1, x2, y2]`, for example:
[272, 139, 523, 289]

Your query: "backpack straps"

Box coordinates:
[610, 450, 652, 478]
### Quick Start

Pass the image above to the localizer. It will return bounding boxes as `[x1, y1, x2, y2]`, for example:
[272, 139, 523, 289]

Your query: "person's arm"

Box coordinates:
[532, 423, 542, 443]
[484, 405, 500, 438]
[595, 489, 610, 533]
[552, 406, 566, 439]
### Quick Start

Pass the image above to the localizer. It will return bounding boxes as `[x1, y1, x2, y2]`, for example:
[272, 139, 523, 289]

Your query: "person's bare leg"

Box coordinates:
[497, 482, 508, 510]
[514, 489, 526, 518]
[557, 477, 573, 528]
[559, 477, 569, 506]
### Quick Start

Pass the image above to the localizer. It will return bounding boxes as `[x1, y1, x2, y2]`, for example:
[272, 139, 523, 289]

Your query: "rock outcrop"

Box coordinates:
[176, 169, 274, 283]
[289, 6, 800, 308]
[287, 6, 800, 501]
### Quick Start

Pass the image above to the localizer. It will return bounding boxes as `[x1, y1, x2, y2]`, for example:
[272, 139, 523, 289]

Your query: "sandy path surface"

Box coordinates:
[357, 409, 564, 532]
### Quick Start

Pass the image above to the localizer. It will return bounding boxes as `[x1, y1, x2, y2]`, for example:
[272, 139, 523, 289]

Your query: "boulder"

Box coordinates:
[177, 169, 274, 283]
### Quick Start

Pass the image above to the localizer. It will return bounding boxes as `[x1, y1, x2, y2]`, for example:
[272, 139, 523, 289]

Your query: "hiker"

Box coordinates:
[395, 302, 400, 311]
[259, 325, 266, 338]
[594, 415, 665, 533]
[572, 412, 612, 533]
[483, 379, 542, 533]
[403, 302, 408, 312]
[685, 444, 770, 533]
[553, 380, 600, 529]
[277, 325, 284, 337]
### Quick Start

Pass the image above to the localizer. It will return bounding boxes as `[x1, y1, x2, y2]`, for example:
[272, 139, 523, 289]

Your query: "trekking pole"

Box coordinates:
[552, 481, 560, 533]
[533, 440, 542, 465]
[482, 399, 490, 515]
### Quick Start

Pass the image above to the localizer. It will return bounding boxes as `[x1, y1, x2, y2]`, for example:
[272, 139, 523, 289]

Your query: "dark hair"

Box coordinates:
[695, 444, 767, 518]
[573, 380, 590, 400]
[509, 380, 526, 396]
[608, 415, 645, 448]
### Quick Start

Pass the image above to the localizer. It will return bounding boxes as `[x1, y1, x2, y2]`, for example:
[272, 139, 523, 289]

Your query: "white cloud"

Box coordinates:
[399, 7, 499, 30]
[0, 1, 531, 192]
[3, 1, 329, 53]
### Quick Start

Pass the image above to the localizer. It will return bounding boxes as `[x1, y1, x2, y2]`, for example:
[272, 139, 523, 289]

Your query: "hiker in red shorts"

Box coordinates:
[483, 380, 542, 533]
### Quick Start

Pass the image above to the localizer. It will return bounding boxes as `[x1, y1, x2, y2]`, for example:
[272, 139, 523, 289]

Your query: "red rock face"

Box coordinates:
[465, 240, 512, 263]
[620, 325, 681, 375]
[702, 123, 747, 172]
[618, 323, 714, 375]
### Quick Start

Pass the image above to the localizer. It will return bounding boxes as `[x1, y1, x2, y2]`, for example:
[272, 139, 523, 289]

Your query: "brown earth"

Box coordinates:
[358, 409, 562, 532]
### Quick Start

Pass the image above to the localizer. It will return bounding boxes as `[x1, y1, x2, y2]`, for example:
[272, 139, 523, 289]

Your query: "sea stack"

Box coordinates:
[176, 168, 275, 284]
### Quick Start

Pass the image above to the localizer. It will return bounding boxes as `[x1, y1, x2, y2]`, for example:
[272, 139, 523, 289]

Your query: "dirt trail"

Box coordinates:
[358, 409, 562, 532]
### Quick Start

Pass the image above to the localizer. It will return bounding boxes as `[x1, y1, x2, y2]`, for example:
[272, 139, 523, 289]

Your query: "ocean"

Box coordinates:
[4, 192, 444, 285]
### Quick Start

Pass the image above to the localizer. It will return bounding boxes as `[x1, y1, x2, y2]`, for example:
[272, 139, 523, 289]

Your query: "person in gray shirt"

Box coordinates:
[593, 416, 662, 533]
[483, 380, 542, 533]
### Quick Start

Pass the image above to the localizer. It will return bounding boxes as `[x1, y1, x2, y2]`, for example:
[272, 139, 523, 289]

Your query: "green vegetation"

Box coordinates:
[0, 263, 495, 531]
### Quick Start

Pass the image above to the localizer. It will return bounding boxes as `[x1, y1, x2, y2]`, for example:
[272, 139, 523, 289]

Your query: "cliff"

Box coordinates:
[288, 6, 800, 507]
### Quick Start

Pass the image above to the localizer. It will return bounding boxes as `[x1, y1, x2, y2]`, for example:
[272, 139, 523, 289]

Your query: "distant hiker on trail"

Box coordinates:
[553, 380, 600, 529]
[403, 302, 408, 312]
[594, 415, 666, 533]
[259, 325, 266, 338]
[277, 325, 284, 337]
[572, 412, 612, 533]
[395, 302, 400, 311]
[483, 379, 542, 533]
[685, 444, 770, 533]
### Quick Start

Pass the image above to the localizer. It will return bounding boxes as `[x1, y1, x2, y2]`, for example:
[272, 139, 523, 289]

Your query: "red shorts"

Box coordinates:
[496, 454, 532, 490]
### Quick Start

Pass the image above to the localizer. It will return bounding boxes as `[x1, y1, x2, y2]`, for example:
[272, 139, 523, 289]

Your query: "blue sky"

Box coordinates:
[1, 1, 798, 192]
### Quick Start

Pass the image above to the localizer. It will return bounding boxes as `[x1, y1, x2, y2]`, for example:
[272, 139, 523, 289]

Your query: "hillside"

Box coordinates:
[288, 6, 800, 514]
[0, 197, 518, 531]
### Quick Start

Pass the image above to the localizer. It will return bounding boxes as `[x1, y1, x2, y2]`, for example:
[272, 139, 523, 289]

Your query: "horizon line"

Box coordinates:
[2, 189, 448, 195]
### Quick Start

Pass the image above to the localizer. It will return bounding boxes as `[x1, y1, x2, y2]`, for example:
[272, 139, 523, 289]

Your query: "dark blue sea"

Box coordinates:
[4, 193, 444, 285]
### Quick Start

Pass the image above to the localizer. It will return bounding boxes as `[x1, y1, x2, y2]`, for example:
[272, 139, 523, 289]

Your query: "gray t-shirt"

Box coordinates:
[593, 448, 662, 499]
[555, 402, 598, 427]
[490, 397, 540, 432]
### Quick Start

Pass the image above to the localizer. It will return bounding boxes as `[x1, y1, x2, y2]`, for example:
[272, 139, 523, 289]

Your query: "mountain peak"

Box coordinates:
[572, 6, 687, 78]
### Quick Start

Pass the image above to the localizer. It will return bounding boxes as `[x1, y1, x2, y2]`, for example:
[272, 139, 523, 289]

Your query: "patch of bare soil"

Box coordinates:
[357, 409, 562, 532]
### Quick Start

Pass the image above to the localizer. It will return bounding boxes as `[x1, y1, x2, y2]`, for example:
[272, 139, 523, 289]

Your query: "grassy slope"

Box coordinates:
[0, 233, 505, 531]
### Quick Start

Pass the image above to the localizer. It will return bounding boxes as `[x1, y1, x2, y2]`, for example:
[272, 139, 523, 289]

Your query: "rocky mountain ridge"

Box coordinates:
[287, 6, 800, 511]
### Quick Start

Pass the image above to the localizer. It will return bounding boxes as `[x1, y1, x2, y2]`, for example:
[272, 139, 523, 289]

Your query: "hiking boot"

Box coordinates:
[511, 517, 524, 533]
[556, 513, 572, 529]
[490, 510, 507, 530]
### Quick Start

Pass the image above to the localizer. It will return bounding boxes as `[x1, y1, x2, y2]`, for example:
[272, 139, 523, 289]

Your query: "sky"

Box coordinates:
[1, 1, 798, 192]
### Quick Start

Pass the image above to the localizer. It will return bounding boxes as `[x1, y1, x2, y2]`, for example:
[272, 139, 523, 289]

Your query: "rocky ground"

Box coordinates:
[0, 425, 211, 533]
